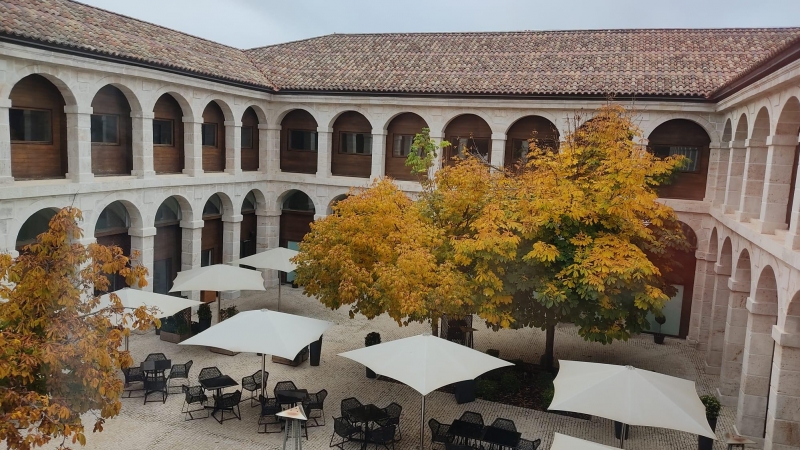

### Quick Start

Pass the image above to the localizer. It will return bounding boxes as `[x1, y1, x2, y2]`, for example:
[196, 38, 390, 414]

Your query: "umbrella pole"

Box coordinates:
[261, 353, 267, 395]
[217, 291, 221, 324]
[420, 394, 425, 450]
[619, 423, 625, 449]
[278, 272, 282, 312]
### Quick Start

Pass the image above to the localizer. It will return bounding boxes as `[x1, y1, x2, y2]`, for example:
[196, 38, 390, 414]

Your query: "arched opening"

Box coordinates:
[90, 85, 132, 176]
[201, 101, 226, 172]
[201, 194, 225, 302]
[443, 114, 492, 166]
[280, 109, 318, 174]
[153, 197, 184, 295]
[328, 194, 349, 215]
[152, 93, 185, 174]
[505, 115, 559, 165]
[94, 201, 132, 292]
[332, 111, 372, 178]
[766, 292, 800, 446]
[9, 74, 68, 179]
[240, 191, 258, 262]
[280, 190, 315, 284]
[776, 97, 800, 228]
[720, 248, 752, 400]
[736, 108, 771, 220]
[15, 208, 58, 251]
[647, 119, 711, 200]
[722, 119, 732, 144]
[385, 113, 428, 181]
[241, 107, 260, 172]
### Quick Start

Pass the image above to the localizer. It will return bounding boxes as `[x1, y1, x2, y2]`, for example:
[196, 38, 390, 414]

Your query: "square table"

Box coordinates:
[449, 419, 484, 445]
[345, 404, 389, 450]
[482, 426, 521, 449]
[200, 375, 238, 398]
[275, 389, 308, 407]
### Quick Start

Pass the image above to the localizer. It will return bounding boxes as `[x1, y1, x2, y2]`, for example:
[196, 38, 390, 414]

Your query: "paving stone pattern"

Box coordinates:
[55, 287, 738, 450]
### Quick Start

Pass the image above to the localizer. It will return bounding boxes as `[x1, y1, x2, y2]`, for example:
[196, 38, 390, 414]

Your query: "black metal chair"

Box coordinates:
[273, 380, 298, 395]
[143, 368, 168, 405]
[212, 390, 242, 424]
[302, 389, 328, 427]
[490, 418, 516, 432]
[515, 438, 541, 450]
[121, 366, 145, 398]
[257, 394, 283, 434]
[198, 366, 223, 385]
[428, 419, 454, 448]
[167, 360, 192, 393]
[181, 385, 208, 420]
[330, 416, 360, 449]
[241, 370, 266, 407]
[145, 352, 168, 362]
[378, 402, 402, 440]
[459, 411, 484, 426]
[340, 397, 363, 424]
[366, 424, 396, 450]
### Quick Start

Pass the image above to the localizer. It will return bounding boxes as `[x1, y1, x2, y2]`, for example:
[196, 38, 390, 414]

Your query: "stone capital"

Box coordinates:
[259, 124, 280, 131]
[130, 111, 155, 119]
[746, 297, 778, 316]
[728, 277, 750, 293]
[63, 105, 93, 115]
[128, 226, 157, 237]
[222, 213, 243, 223]
[772, 325, 800, 348]
[744, 138, 767, 148]
[317, 126, 333, 134]
[729, 140, 746, 149]
[224, 120, 241, 127]
[714, 262, 732, 276]
[491, 132, 506, 140]
[0, 98, 11, 108]
[695, 250, 716, 262]
[182, 116, 202, 124]
[180, 219, 204, 229]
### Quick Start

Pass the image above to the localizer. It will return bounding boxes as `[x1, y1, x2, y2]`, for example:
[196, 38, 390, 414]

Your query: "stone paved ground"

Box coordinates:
[56, 287, 739, 450]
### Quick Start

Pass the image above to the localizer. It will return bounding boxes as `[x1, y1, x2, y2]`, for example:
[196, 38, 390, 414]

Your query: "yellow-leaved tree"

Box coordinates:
[0, 207, 157, 450]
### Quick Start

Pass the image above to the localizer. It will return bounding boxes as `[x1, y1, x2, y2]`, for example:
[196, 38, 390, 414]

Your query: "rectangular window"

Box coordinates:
[201, 123, 217, 147]
[153, 119, 173, 146]
[289, 130, 318, 152]
[200, 249, 213, 267]
[9, 108, 52, 143]
[393, 134, 416, 158]
[340, 132, 372, 155]
[241, 126, 254, 149]
[457, 137, 490, 160]
[511, 139, 529, 161]
[653, 146, 699, 172]
[91, 114, 119, 144]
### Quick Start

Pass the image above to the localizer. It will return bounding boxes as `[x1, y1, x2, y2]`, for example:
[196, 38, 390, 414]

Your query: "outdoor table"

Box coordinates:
[275, 389, 308, 407]
[482, 426, 521, 449]
[140, 359, 171, 404]
[346, 404, 389, 450]
[200, 375, 238, 402]
[449, 419, 484, 446]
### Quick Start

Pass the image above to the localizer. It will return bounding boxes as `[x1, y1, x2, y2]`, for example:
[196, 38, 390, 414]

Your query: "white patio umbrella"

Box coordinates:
[169, 264, 266, 323]
[229, 247, 298, 311]
[339, 333, 512, 449]
[551, 433, 620, 450]
[180, 309, 333, 395]
[548, 360, 716, 448]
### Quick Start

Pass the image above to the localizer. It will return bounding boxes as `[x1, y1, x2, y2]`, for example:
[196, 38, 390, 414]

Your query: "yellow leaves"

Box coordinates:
[526, 242, 559, 263]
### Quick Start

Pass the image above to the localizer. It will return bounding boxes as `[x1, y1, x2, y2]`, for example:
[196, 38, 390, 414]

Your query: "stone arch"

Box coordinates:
[331, 110, 373, 178]
[240, 106, 263, 172]
[645, 114, 719, 146]
[722, 119, 732, 143]
[273, 105, 323, 129]
[2, 66, 78, 106]
[279, 108, 320, 174]
[153, 193, 194, 224]
[14, 207, 61, 251]
[776, 96, 800, 136]
[754, 265, 779, 304]
[442, 113, 494, 165]
[238, 103, 268, 124]
[384, 112, 429, 180]
[708, 227, 719, 258]
[718, 245, 752, 402]
[90, 196, 144, 234]
[90, 84, 134, 176]
[440, 110, 496, 135]
[719, 237, 733, 272]
[326, 107, 378, 131]
[147, 89, 194, 118]
[327, 194, 349, 215]
[380, 110, 435, 134]
[199, 97, 234, 122]
[86, 78, 143, 113]
[647, 119, 712, 201]
[278, 189, 318, 214]
[750, 107, 771, 143]
[505, 115, 560, 165]
[733, 248, 752, 285]
[278, 189, 316, 279]
[200, 191, 234, 218]
[734, 113, 749, 142]
[242, 188, 267, 214]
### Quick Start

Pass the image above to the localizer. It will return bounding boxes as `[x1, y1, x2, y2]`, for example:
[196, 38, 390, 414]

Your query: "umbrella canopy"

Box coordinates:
[95, 288, 200, 325]
[551, 433, 619, 450]
[230, 247, 298, 272]
[169, 264, 266, 293]
[179, 309, 332, 359]
[549, 360, 716, 439]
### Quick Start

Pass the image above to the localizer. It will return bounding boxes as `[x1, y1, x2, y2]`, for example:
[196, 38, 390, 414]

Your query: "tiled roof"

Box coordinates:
[247, 29, 800, 98]
[0, 0, 272, 88]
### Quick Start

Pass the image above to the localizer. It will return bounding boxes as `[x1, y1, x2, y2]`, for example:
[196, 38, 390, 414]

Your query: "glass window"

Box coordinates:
[200, 249, 213, 267]
[457, 137, 490, 160]
[95, 202, 130, 234]
[511, 139, 529, 161]
[289, 130, 318, 152]
[202, 123, 217, 147]
[393, 134, 416, 157]
[155, 197, 181, 225]
[153, 119, 173, 146]
[282, 191, 315, 212]
[242, 191, 256, 213]
[340, 132, 372, 155]
[203, 194, 222, 217]
[241, 126, 254, 149]
[653, 146, 699, 172]
[9, 108, 52, 143]
[91, 114, 119, 144]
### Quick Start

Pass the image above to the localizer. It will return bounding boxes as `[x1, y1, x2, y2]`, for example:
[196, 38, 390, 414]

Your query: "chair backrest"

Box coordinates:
[532, 439, 541, 450]
[182, 385, 204, 402]
[515, 438, 539, 450]
[198, 366, 222, 381]
[340, 397, 363, 416]
[307, 389, 328, 407]
[459, 411, 484, 425]
[370, 425, 395, 443]
[428, 418, 441, 435]
[273, 380, 298, 395]
[383, 402, 402, 419]
[334, 417, 355, 437]
[252, 369, 265, 385]
[491, 418, 516, 432]
[145, 353, 167, 362]
[184, 360, 193, 373]
[316, 389, 328, 404]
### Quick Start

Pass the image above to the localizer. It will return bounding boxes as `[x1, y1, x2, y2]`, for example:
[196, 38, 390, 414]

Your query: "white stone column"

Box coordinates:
[182, 117, 203, 177]
[0, 99, 12, 183]
[131, 111, 155, 178]
[259, 124, 278, 174]
[371, 131, 387, 180]
[490, 133, 506, 169]
[718, 277, 750, 406]
[786, 162, 800, 249]
[316, 127, 332, 179]
[64, 105, 94, 183]
[705, 143, 728, 206]
[765, 327, 800, 450]
[705, 262, 731, 375]
[735, 139, 768, 222]
[735, 299, 778, 441]
[428, 131, 445, 180]
[753, 134, 798, 234]
[221, 214, 242, 300]
[129, 226, 156, 291]
[724, 141, 747, 214]
[224, 120, 241, 175]
[688, 253, 716, 351]
[180, 219, 203, 301]
[257, 210, 280, 288]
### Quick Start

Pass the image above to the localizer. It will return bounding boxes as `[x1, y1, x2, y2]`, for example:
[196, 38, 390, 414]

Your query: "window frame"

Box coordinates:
[287, 128, 319, 152]
[510, 138, 530, 161]
[90, 113, 121, 145]
[392, 134, 417, 158]
[201, 122, 218, 147]
[241, 126, 254, 149]
[152, 118, 174, 147]
[9, 107, 54, 144]
[338, 131, 373, 156]
[652, 145, 702, 174]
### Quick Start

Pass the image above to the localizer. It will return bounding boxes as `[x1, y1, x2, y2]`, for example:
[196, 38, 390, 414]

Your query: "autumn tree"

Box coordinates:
[0, 207, 156, 450]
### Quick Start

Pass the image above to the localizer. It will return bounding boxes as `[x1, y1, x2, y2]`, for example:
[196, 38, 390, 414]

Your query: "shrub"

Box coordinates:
[220, 305, 239, 320]
[365, 332, 381, 347]
[536, 372, 555, 408]
[499, 372, 522, 393]
[475, 379, 499, 401]
[197, 303, 212, 321]
[486, 349, 500, 358]
[700, 395, 721, 420]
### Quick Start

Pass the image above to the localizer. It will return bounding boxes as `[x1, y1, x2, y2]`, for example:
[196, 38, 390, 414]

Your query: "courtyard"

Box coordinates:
[62, 286, 735, 450]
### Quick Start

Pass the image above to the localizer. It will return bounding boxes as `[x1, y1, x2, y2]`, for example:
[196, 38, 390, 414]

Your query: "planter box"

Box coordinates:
[160, 331, 190, 344]
[455, 379, 476, 404]
[272, 347, 309, 366]
[209, 347, 239, 356]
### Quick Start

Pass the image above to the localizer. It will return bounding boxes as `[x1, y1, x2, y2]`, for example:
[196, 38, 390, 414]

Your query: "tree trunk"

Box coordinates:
[542, 325, 556, 373]
[430, 316, 439, 337]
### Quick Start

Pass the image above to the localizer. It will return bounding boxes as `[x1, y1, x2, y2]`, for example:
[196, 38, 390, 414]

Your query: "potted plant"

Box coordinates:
[698, 395, 720, 450]
[365, 332, 381, 378]
[197, 303, 212, 331]
[654, 314, 667, 344]
[159, 314, 191, 343]
[220, 305, 239, 321]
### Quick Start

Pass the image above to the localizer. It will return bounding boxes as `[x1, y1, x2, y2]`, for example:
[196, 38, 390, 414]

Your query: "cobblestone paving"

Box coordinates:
[59, 288, 738, 450]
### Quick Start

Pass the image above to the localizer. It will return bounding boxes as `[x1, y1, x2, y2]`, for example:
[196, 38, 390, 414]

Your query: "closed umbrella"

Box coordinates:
[339, 333, 512, 449]
[548, 360, 716, 448]
[230, 247, 298, 311]
[180, 309, 333, 395]
[170, 264, 265, 323]
[551, 433, 619, 450]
